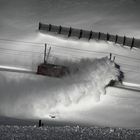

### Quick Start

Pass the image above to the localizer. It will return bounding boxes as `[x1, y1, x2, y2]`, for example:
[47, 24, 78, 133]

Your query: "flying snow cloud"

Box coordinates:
[0, 57, 122, 120]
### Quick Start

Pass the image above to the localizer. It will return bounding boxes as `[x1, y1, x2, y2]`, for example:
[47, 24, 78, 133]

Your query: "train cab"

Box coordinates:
[37, 44, 69, 78]
[37, 63, 69, 77]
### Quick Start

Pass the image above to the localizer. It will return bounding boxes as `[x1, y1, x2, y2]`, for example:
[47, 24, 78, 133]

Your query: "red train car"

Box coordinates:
[37, 63, 69, 78]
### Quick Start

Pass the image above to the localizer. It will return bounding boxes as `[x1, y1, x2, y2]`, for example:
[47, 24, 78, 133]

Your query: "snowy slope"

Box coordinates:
[0, 0, 140, 128]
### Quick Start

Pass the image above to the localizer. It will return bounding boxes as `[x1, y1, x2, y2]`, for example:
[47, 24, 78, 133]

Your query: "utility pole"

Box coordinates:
[79, 29, 83, 39]
[98, 32, 101, 40]
[113, 56, 116, 62]
[107, 33, 110, 41]
[44, 44, 47, 64]
[123, 36, 126, 46]
[68, 27, 72, 37]
[109, 53, 112, 60]
[131, 37, 135, 50]
[88, 31, 92, 40]
[48, 24, 52, 31]
[46, 47, 51, 64]
[58, 25, 62, 34]
[39, 120, 42, 127]
[115, 35, 118, 44]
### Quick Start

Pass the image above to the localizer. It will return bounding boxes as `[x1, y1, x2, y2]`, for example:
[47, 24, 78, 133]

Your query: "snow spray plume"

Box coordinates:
[0, 57, 123, 119]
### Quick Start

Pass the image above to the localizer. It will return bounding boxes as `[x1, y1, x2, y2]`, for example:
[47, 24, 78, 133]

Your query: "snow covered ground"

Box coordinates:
[0, 24, 140, 128]
[0, 0, 140, 132]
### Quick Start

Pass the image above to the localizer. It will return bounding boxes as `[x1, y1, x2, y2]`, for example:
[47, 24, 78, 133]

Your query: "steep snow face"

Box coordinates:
[0, 57, 121, 120]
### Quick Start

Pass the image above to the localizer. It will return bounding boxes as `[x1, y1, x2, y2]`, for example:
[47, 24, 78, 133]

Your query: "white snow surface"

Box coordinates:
[0, 0, 140, 129]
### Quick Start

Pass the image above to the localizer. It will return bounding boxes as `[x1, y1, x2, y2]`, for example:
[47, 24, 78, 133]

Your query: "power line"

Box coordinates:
[0, 38, 140, 70]
[0, 44, 138, 62]
[0, 50, 138, 71]
[0, 42, 43, 48]
[119, 62, 140, 69]
[0, 47, 43, 54]
[0, 38, 44, 45]
[0, 47, 140, 69]
[122, 69, 140, 74]
[0, 54, 140, 74]
[0, 51, 42, 57]
[0, 50, 139, 71]
[113, 53, 140, 61]
[0, 38, 140, 61]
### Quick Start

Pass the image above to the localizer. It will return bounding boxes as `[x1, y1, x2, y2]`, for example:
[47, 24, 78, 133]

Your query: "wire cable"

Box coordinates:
[0, 38, 140, 61]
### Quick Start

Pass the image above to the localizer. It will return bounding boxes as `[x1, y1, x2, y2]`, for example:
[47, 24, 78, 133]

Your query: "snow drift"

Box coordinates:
[0, 57, 122, 119]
